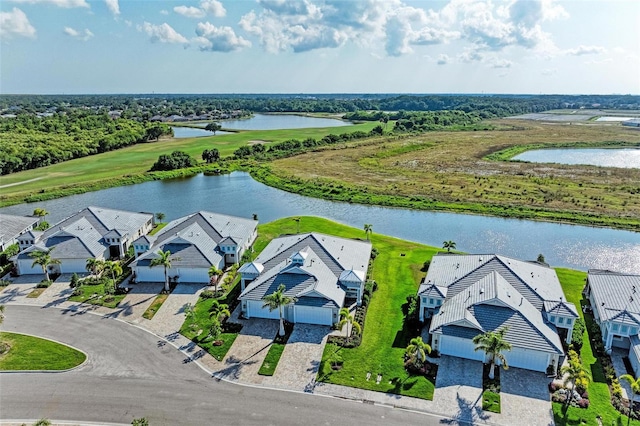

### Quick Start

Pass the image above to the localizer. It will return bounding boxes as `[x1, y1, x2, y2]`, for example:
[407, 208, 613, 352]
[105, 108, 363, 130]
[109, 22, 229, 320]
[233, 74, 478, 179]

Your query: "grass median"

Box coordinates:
[0, 332, 86, 370]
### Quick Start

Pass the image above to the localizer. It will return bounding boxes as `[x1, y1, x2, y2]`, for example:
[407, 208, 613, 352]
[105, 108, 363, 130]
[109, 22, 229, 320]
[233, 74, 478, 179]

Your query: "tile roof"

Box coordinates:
[0, 213, 39, 245]
[589, 270, 640, 325]
[544, 300, 579, 318]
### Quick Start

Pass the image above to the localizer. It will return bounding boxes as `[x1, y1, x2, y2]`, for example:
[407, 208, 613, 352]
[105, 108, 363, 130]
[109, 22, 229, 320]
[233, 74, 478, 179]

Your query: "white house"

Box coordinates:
[13, 206, 153, 275]
[0, 213, 41, 251]
[585, 270, 640, 373]
[238, 233, 372, 326]
[419, 254, 577, 373]
[131, 211, 258, 284]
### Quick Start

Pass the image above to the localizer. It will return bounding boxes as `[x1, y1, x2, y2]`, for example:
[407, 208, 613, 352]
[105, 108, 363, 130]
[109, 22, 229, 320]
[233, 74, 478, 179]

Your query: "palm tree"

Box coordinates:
[472, 326, 512, 380]
[262, 283, 296, 336]
[292, 217, 301, 234]
[364, 224, 373, 241]
[208, 266, 223, 294]
[561, 359, 590, 407]
[337, 307, 361, 345]
[33, 207, 48, 220]
[30, 249, 61, 281]
[86, 258, 105, 276]
[405, 336, 432, 369]
[155, 212, 165, 223]
[620, 374, 640, 425]
[104, 260, 123, 285]
[208, 300, 230, 322]
[150, 249, 180, 292]
[443, 240, 456, 253]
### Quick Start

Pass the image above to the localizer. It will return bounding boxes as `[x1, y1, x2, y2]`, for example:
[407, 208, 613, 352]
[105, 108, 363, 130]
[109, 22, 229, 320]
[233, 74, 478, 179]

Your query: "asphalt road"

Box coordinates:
[0, 305, 451, 425]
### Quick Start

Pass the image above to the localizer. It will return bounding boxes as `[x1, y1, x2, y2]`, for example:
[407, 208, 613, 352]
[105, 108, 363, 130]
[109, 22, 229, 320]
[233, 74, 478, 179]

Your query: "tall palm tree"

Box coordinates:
[209, 300, 230, 322]
[262, 283, 296, 336]
[364, 224, 373, 241]
[208, 266, 223, 294]
[33, 207, 48, 220]
[620, 374, 640, 425]
[30, 249, 61, 281]
[150, 249, 180, 292]
[443, 240, 456, 253]
[405, 336, 432, 369]
[155, 212, 165, 223]
[561, 359, 590, 407]
[86, 258, 105, 276]
[104, 261, 123, 285]
[472, 326, 512, 379]
[337, 307, 361, 345]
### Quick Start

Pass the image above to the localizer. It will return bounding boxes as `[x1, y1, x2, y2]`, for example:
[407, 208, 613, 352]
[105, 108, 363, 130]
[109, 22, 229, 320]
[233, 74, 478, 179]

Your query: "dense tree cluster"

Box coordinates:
[0, 111, 172, 174]
[150, 151, 196, 171]
[201, 148, 220, 163]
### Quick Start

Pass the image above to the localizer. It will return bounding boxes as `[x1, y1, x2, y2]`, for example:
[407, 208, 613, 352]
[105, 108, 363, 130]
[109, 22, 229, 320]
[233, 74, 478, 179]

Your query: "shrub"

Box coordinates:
[370, 247, 379, 260]
[549, 382, 561, 392]
[70, 273, 80, 288]
[0, 279, 11, 287]
[611, 379, 624, 398]
[200, 290, 216, 299]
[150, 151, 196, 171]
[36, 279, 52, 288]
[551, 392, 566, 403]
[577, 398, 590, 409]
[570, 317, 586, 349]
[421, 260, 431, 272]
[362, 294, 370, 307]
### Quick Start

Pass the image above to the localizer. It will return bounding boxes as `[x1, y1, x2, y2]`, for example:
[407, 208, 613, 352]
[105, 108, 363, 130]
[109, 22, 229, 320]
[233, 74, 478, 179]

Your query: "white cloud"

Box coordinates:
[174, 6, 206, 19]
[63, 26, 93, 41]
[160, 9, 169, 15]
[437, 53, 449, 65]
[490, 58, 512, 68]
[104, 0, 119, 16]
[138, 22, 188, 44]
[200, 0, 226, 17]
[194, 22, 251, 52]
[0, 7, 36, 39]
[7, 0, 88, 8]
[565, 45, 606, 56]
[174, 0, 226, 19]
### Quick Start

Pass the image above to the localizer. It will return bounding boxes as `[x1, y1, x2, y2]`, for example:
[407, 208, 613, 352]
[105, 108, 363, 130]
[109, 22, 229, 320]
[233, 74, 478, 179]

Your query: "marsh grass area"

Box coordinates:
[263, 121, 640, 229]
[0, 332, 86, 370]
[0, 121, 381, 206]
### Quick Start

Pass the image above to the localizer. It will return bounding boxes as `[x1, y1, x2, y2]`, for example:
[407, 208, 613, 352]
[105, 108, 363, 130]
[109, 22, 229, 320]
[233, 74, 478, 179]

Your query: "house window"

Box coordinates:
[558, 317, 564, 324]
[566, 318, 572, 325]
[429, 298, 434, 305]
[631, 327, 638, 335]
[622, 325, 628, 333]
[422, 297, 427, 304]
[613, 324, 619, 332]
[549, 315, 556, 323]
[436, 299, 442, 306]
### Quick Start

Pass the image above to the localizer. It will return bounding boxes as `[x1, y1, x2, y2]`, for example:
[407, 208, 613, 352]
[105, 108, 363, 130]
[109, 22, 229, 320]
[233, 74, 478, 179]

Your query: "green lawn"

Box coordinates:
[258, 343, 286, 376]
[483, 390, 501, 413]
[0, 121, 381, 206]
[257, 216, 440, 400]
[68, 282, 126, 309]
[149, 223, 167, 236]
[0, 332, 86, 370]
[26, 287, 47, 298]
[554, 268, 640, 426]
[142, 293, 168, 320]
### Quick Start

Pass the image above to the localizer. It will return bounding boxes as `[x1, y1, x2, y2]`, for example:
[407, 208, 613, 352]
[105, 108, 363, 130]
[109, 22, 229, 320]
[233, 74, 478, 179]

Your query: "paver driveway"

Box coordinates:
[0, 274, 44, 304]
[145, 282, 203, 336]
[114, 282, 164, 321]
[500, 367, 554, 426]
[432, 356, 487, 424]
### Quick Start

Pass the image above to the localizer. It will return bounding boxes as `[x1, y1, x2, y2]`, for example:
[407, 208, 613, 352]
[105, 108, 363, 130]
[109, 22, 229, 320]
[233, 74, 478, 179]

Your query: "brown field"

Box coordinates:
[269, 120, 640, 222]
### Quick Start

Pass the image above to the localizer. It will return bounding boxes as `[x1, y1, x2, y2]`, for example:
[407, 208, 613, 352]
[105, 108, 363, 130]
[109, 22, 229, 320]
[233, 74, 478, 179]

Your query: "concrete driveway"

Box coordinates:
[143, 282, 203, 337]
[113, 282, 164, 321]
[0, 274, 45, 304]
[265, 323, 330, 391]
[500, 367, 554, 426]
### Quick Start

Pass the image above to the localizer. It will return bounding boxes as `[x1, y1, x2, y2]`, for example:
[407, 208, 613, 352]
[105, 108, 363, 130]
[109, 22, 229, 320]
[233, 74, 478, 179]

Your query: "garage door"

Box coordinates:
[439, 336, 485, 361]
[294, 306, 333, 326]
[60, 259, 88, 274]
[177, 268, 209, 283]
[505, 347, 550, 372]
[135, 266, 167, 283]
[247, 300, 280, 319]
[18, 259, 43, 275]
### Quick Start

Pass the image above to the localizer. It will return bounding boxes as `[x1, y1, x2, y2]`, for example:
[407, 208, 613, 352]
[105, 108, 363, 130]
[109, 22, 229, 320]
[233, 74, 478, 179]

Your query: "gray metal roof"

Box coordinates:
[0, 213, 39, 245]
[588, 270, 640, 325]
[239, 234, 369, 309]
[430, 268, 564, 354]
[131, 211, 257, 269]
[544, 300, 579, 318]
[631, 335, 640, 366]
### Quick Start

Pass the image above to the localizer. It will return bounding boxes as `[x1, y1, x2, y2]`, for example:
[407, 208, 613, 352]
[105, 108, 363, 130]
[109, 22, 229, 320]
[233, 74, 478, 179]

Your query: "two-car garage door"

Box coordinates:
[439, 335, 550, 372]
[245, 301, 334, 325]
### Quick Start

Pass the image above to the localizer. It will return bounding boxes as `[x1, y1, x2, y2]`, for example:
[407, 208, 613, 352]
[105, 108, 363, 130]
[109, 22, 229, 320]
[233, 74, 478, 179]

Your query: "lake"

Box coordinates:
[513, 148, 640, 169]
[1, 172, 638, 274]
[171, 127, 231, 138]
[595, 116, 637, 122]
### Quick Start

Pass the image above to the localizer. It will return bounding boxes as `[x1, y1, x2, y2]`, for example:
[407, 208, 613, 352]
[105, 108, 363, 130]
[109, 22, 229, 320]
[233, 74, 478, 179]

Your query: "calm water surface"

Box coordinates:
[514, 148, 640, 169]
[171, 127, 231, 138]
[220, 114, 352, 131]
[1, 172, 638, 274]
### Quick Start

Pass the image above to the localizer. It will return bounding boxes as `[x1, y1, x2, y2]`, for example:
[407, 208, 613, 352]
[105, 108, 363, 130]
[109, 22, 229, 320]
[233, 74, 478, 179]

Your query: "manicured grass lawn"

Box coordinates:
[257, 216, 440, 400]
[554, 268, 640, 426]
[180, 294, 240, 362]
[149, 223, 167, 235]
[0, 332, 86, 370]
[258, 343, 286, 376]
[142, 293, 168, 320]
[26, 287, 47, 298]
[483, 390, 501, 413]
[68, 283, 126, 309]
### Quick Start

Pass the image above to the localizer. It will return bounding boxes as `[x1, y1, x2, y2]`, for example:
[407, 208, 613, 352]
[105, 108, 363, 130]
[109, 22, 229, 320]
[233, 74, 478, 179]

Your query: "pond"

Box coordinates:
[595, 116, 637, 122]
[513, 148, 640, 169]
[1, 172, 638, 274]
[219, 114, 352, 131]
[171, 127, 231, 138]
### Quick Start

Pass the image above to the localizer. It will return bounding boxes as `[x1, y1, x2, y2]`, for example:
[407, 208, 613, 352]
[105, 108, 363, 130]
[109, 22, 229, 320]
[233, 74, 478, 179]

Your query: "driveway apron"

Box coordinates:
[0, 274, 45, 304]
[500, 367, 554, 426]
[114, 282, 164, 321]
[144, 283, 203, 337]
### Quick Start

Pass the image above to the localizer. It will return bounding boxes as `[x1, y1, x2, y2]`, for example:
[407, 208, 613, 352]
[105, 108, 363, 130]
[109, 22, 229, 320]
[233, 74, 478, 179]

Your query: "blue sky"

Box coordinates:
[1, 0, 638, 94]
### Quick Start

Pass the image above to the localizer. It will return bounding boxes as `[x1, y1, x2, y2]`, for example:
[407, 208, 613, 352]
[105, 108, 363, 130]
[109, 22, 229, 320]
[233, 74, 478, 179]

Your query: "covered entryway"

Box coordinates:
[294, 306, 333, 326]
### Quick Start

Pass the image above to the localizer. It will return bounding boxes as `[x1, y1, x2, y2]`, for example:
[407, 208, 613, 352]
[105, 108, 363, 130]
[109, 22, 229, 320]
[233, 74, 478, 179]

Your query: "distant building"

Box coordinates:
[622, 119, 640, 127]
[0, 214, 40, 251]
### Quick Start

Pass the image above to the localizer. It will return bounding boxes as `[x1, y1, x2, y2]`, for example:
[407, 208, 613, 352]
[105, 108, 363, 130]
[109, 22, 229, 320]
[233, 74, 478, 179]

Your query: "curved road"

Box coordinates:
[0, 305, 447, 425]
